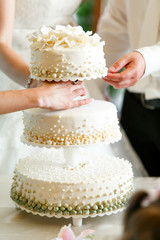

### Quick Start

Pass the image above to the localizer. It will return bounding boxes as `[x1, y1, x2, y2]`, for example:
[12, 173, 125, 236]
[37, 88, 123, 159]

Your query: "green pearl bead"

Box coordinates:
[83, 209, 89, 215]
[42, 200, 46, 205]
[28, 201, 32, 206]
[108, 207, 113, 211]
[29, 206, 33, 211]
[54, 207, 59, 212]
[64, 203, 68, 208]
[77, 210, 83, 215]
[23, 199, 27, 204]
[84, 205, 90, 210]
[93, 205, 98, 210]
[117, 204, 121, 209]
[60, 207, 65, 211]
[72, 202, 77, 207]
[91, 210, 97, 214]
[33, 206, 38, 211]
[57, 210, 62, 215]
[104, 203, 110, 208]
[67, 206, 72, 212]
[64, 211, 69, 215]
[32, 202, 36, 207]
[112, 205, 117, 210]
[112, 198, 116, 203]
[75, 206, 81, 211]
[97, 209, 102, 214]
[103, 207, 108, 212]
[42, 205, 47, 210]
[98, 204, 104, 210]
[71, 210, 77, 215]
[25, 203, 28, 208]
[37, 203, 41, 209]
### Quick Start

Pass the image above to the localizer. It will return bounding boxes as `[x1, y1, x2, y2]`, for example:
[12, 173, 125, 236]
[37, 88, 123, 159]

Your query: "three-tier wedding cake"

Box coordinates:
[10, 25, 134, 226]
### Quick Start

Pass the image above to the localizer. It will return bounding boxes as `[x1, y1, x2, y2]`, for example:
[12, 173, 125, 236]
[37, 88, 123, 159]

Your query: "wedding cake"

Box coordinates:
[10, 25, 134, 225]
[29, 25, 108, 81]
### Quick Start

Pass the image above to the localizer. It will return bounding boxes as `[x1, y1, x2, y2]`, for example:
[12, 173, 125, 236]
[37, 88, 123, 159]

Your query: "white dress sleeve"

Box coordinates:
[97, 0, 129, 67]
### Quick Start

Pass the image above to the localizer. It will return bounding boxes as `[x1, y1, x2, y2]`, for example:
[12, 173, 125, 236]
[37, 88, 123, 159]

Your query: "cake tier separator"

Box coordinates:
[21, 136, 114, 168]
[15, 203, 125, 227]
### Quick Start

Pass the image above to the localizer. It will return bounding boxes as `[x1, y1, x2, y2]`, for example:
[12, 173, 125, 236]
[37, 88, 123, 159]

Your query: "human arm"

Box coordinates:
[0, 81, 91, 114]
[103, 51, 145, 88]
[103, 43, 160, 89]
[0, 0, 36, 87]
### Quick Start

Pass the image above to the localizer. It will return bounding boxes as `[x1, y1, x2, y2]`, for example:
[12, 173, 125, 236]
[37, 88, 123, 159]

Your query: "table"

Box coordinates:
[0, 176, 160, 240]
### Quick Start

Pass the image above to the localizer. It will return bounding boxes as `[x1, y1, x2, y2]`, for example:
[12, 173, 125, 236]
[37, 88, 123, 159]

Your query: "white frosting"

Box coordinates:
[22, 100, 121, 146]
[12, 154, 134, 207]
[29, 25, 108, 81]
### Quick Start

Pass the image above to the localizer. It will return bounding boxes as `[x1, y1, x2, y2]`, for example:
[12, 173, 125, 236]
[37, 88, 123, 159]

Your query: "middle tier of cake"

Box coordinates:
[22, 100, 121, 146]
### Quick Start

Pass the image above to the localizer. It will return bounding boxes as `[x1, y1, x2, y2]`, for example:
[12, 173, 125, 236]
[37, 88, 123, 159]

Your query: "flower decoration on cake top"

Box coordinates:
[29, 25, 108, 81]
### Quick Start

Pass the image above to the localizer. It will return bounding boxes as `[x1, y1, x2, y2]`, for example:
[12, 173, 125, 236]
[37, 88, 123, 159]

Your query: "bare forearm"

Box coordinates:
[0, 89, 39, 114]
[0, 42, 30, 87]
[0, 81, 92, 115]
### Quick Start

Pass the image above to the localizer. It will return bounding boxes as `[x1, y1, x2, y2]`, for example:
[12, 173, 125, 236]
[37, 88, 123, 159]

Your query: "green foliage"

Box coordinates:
[74, 0, 95, 31]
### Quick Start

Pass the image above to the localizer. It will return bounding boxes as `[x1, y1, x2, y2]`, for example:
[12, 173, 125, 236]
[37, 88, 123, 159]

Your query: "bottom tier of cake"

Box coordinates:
[10, 154, 134, 217]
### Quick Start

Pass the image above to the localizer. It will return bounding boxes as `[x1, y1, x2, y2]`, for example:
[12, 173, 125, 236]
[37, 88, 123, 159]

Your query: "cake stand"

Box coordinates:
[15, 202, 126, 227]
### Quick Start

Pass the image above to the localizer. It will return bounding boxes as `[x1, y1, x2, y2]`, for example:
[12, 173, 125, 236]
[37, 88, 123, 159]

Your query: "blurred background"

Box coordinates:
[75, 0, 108, 32]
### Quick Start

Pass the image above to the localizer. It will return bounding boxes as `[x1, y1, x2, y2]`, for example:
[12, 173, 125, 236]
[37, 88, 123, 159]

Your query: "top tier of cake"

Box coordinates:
[22, 100, 121, 147]
[29, 25, 108, 81]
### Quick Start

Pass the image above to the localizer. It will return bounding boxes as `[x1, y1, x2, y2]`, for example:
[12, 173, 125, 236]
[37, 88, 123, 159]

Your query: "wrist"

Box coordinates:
[25, 76, 40, 89]
[24, 88, 42, 109]
[31, 88, 47, 109]
[30, 79, 40, 88]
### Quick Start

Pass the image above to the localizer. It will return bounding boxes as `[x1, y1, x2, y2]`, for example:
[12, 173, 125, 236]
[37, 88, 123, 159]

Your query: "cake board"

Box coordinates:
[15, 203, 125, 226]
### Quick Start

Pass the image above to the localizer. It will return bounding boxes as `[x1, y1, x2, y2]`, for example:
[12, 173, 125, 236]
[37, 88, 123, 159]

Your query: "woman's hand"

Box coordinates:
[36, 80, 92, 110]
[103, 52, 146, 89]
[0, 80, 91, 115]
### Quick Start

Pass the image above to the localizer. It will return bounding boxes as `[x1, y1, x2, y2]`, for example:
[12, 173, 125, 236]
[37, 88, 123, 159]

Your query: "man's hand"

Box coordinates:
[103, 52, 146, 89]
